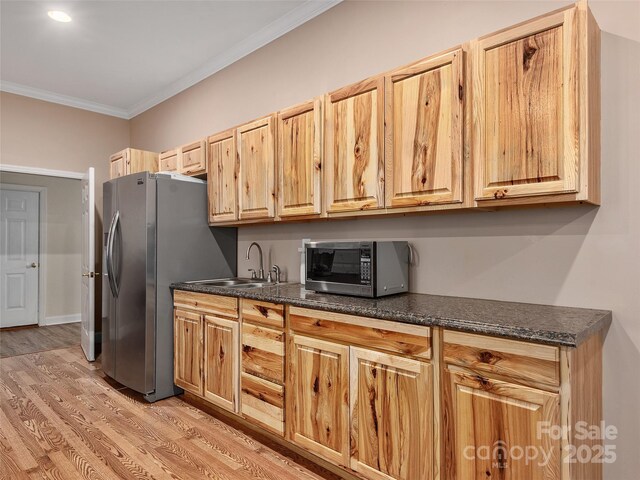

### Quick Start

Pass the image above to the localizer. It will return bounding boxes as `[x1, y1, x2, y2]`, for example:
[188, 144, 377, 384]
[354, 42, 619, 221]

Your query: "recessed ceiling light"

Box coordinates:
[47, 11, 72, 23]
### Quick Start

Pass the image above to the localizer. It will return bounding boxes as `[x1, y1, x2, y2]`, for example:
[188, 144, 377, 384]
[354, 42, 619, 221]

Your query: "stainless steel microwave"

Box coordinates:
[305, 241, 409, 298]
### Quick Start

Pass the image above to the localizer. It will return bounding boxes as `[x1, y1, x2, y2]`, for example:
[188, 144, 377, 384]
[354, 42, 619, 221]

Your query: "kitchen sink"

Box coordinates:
[185, 277, 276, 289]
[228, 282, 272, 289]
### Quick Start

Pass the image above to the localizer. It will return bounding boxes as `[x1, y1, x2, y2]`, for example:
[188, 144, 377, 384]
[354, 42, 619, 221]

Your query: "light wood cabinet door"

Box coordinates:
[277, 98, 323, 218]
[325, 77, 384, 214]
[443, 367, 560, 480]
[287, 334, 350, 466]
[203, 315, 239, 412]
[159, 149, 179, 172]
[173, 309, 203, 395]
[237, 115, 276, 221]
[127, 149, 158, 175]
[350, 347, 433, 480]
[109, 148, 158, 179]
[472, 7, 579, 201]
[110, 151, 126, 179]
[180, 140, 206, 176]
[207, 130, 238, 223]
[385, 48, 464, 209]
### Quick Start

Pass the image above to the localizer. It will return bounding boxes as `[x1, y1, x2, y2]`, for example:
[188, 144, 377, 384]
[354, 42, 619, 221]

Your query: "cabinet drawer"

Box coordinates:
[174, 290, 238, 318]
[289, 307, 431, 359]
[180, 140, 206, 175]
[241, 373, 284, 436]
[241, 323, 284, 384]
[443, 330, 560, 388]
[241, 299, 284, 329]
[159, 149, 179, 171]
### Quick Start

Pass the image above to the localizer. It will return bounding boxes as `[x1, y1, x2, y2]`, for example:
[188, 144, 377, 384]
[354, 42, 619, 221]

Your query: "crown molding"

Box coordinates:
[127, 0, 342, 118]
[0, 164, 85, 179]
[0, 81, 130, 119]
[1, 1, 340, 120]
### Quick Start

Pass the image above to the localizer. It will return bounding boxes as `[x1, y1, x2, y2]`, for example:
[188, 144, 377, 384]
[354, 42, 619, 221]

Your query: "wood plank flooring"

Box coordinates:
[0, 323, 81, 358]
[0, 346, 340, 479]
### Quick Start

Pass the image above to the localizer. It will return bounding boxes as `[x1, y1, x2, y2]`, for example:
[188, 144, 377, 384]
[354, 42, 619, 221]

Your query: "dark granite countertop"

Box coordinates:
[171, 282, 611, 348]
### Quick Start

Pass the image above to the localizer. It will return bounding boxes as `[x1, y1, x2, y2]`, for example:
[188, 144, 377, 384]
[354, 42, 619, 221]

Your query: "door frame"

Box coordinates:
[0, 183, 47, 326]
[0, 163, 84, 327]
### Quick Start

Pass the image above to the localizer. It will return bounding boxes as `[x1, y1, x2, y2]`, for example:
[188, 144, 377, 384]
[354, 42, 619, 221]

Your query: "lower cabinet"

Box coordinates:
[173, 309, 203, 395]
[173, 292, 599, 480]
[350, 347, 433, 480]
[240, 311, 286, 436]
[241, 373, 284, 436]
[203, 315, 239, 412]
[444, 367, 561, 480]
[172, 294, 240, 414]
[288, 334, 351, 467]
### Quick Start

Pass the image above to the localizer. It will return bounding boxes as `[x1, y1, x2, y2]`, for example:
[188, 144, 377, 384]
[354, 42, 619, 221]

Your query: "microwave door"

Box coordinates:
[308, 248, 362, 285]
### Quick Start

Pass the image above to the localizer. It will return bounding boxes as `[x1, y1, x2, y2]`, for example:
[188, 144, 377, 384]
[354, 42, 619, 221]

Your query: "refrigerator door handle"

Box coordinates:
[106, 210, 120, 298]
[105, 211, 115, 284]
[113, 210, 122, 295]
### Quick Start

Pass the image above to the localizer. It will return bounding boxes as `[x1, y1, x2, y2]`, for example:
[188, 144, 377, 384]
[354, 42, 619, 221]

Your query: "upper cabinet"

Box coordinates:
[471, 4, 600, 204]
[110, 151, 125, 179]
[159, 141, 206, 176]
[325, 77, 385, 214]
[159, 149, 179, 173]
[237, 115, 277, 221]
[207, 129, 238, 224]
[109, 148, 158, 179]
[180, 140, 207, 176]
[385, 48, 465, 210]
[277, 98, 323, 218]
[123, 2, 598, 224]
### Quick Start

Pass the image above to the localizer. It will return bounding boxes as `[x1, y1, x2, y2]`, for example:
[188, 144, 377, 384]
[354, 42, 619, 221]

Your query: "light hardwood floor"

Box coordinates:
[0, 346, 339, 479]
[0, 323, 81, 358]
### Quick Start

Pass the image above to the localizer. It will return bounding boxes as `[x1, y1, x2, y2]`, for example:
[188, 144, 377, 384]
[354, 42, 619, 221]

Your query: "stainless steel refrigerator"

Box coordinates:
[102, 172, 236, 402]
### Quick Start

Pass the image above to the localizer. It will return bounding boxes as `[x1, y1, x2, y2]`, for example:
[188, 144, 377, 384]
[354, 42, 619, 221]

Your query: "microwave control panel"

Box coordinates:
[360, 248, 372, 284]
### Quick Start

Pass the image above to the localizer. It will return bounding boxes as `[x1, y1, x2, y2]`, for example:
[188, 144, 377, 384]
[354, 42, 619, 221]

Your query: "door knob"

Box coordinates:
[82, 272, 97, 278]
[28, 262, 38, 268]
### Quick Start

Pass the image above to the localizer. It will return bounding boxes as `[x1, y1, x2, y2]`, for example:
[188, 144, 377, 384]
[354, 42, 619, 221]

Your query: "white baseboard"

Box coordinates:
[42, 313, 81, 326]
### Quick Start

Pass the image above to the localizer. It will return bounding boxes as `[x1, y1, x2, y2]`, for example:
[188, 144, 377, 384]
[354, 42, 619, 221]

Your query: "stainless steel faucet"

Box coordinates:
[271, 265, 281, 284]
[246, 242, 264, 280]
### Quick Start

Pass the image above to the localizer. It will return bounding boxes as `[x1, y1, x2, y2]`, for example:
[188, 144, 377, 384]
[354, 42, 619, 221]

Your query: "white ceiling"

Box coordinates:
[0, 0, 340, 119]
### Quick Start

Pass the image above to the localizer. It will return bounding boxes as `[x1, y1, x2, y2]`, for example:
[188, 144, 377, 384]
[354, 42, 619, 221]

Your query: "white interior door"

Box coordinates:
[0, 188, 40, 328]
[81, 168, 96, 361]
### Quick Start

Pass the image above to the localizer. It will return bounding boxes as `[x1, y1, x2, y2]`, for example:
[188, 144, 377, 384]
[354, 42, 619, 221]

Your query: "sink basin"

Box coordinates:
[185, 277, 255, 286]
[229, 283, 272, 289]
[185, 277, 276, 289]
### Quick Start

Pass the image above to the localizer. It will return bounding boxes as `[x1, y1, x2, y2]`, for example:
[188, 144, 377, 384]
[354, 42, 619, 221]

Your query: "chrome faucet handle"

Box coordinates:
[266, 271, 273, 283]
[248, 268, 257, 279]
[271, 265, 281, 284]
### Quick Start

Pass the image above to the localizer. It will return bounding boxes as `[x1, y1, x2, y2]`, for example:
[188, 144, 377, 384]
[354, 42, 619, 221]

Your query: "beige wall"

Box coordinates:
[129, 1, 640, 476]
[1, 91, 130, 328]
[0, 173, 82, 319]
[0, 91, 130, 221]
